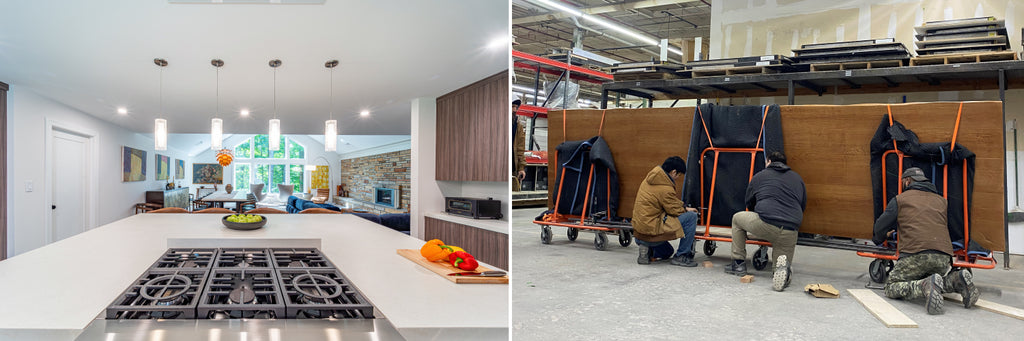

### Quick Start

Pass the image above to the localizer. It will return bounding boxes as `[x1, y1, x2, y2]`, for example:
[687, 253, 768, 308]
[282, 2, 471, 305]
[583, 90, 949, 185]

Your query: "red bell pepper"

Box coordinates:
[448, 251, 479, 271]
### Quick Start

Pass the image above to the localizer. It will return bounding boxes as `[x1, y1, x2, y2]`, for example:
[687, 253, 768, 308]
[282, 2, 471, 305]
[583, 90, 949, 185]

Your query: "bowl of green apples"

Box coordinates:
[222, 214, 268, 230]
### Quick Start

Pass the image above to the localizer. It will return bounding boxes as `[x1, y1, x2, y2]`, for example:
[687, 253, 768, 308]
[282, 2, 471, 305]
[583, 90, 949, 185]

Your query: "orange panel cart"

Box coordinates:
[534, 110, 635, 251]
[858, 104, 996, 283]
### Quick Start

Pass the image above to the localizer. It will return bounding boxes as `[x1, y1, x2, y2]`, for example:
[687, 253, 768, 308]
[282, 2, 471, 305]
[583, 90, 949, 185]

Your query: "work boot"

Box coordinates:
[772, 255, 791, 292]
[637, 244, 650, 265]
[670, 255, 697, 267]
[950, 270, 979, 309]
[923, 273, 945, 315]
[724, 260, 747, 276]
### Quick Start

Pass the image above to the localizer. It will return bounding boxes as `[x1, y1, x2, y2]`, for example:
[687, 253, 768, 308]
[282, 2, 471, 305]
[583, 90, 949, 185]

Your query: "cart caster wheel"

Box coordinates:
[594, 232, 607, 251]
[869, 259, 894, 283]
[566, 228, 578, 242]
[540, 226, 552, 244]
[703, 240, 717, 256]
[752, 246, 769, 271]
[618, 230, 632, 247]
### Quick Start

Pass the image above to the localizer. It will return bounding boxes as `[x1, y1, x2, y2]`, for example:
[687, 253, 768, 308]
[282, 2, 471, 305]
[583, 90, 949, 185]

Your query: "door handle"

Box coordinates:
[52, 205, 56, 210]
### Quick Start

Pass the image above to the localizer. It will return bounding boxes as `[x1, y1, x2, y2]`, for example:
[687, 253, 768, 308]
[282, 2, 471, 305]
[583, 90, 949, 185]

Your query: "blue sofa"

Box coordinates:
[348, 212, 410, 235]
[286, 196, 342, 213]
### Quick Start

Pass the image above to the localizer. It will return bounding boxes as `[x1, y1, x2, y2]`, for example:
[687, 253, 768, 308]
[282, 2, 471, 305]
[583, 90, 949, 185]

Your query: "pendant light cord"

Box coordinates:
[273, 67, 278, 119]
[159, 66, 164, 116]
[216, 66, 219, 116]
[330, 67, 334, 120]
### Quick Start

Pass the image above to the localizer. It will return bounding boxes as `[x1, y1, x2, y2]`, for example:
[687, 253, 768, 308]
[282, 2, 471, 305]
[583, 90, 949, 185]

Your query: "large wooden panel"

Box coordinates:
[549, 102, 1005, 251]
[435, 71, 509, 182]
[424, 217, 508, 270]
[546, 108, 695, 217]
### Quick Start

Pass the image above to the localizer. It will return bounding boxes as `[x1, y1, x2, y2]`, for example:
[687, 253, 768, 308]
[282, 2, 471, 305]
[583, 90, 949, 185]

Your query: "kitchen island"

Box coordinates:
[0, 214, 508, 340]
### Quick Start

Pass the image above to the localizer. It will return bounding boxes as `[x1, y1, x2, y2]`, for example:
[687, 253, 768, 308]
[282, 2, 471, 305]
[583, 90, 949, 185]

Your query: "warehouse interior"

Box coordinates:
[511, 0, 1024, 338]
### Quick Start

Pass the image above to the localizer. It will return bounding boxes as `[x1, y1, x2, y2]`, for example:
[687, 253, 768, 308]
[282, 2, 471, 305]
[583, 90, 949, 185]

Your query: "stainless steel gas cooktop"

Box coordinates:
[105, 248, 374, 320]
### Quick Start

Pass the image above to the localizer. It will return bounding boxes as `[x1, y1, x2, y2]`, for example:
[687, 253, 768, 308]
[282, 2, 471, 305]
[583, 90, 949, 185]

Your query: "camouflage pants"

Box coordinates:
[884, 252, 959, 300]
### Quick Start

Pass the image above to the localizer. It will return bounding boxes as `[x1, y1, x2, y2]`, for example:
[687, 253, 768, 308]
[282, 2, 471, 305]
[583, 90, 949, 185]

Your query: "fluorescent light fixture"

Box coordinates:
[117, 107, 128, 114]
[210, 118, 223, 150]
[324, 119, 337, 152]
[240, 109, 250, 116]
[534, 0, 581, 16]
[154, 118, 167, 151]
[360, 110, 370, 117]
[269, 119, 281, 151]
[533, 0, 683, 56]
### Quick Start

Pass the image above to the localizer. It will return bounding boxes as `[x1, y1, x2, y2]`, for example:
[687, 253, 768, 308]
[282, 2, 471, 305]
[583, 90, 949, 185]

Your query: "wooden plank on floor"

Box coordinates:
[944, 294, 1024, 320]
[848, 289, 918, 328]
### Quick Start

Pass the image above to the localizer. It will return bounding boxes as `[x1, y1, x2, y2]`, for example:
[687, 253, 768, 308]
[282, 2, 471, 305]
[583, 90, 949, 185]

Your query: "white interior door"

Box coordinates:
[51, 130, 89, 243]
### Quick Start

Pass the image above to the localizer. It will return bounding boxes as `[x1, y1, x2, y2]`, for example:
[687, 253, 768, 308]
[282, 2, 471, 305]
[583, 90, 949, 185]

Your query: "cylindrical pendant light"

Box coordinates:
[269, 59, 282, 151]
[325, 119, 337, 151]
[211, 59, 225, 150]
[210, 118, 223, 150]
[154, 118, 168, 151]
[154, 58, 168, 151]
[269, 118, 281, 150]
[324, 59, 339, 152]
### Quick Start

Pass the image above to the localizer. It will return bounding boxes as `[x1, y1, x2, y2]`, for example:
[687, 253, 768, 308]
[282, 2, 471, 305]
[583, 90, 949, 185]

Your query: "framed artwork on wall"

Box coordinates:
[155, 154, 170, 181]
[192, 163, 224, 184]
[121, 146, 146, 182]
[174, 159, 185, 179]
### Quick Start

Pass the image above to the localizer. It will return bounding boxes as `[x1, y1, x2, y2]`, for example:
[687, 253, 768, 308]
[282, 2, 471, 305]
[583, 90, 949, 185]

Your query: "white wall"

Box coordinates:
[6, 89, 190, 257]
[189, 134, 341, 198]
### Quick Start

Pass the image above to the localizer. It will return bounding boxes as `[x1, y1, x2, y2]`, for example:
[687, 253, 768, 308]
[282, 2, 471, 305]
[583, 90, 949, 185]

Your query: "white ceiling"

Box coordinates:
[0, 0, 509, 135]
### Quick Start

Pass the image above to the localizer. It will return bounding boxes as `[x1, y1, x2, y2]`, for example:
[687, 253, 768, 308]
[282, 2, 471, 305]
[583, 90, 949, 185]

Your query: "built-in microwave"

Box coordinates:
[445, 197, 502, 219]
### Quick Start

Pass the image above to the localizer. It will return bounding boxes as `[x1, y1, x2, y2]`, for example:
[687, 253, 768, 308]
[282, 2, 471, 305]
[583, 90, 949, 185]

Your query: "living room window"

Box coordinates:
[233, 135, 306, 194]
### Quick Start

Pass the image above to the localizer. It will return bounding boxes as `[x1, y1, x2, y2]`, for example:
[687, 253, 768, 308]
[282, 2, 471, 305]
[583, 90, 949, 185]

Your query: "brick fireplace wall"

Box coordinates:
[339, 149, 411, 211]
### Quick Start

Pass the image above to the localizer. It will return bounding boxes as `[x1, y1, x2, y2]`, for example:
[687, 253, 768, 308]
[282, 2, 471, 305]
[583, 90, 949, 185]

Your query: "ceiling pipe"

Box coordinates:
[570, 16, 663, 59]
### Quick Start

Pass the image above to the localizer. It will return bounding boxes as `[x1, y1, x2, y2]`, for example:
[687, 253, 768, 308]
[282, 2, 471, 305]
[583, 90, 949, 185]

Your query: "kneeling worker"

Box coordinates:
[872, 167, 978, 315]
[632, 156, 699, 267]
[725, 152, 806, 292]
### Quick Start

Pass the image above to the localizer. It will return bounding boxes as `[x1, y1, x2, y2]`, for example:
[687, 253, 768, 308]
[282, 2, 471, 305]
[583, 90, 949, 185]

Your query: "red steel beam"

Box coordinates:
[513, 50, 613, 81]
[514, 62, 607, 85]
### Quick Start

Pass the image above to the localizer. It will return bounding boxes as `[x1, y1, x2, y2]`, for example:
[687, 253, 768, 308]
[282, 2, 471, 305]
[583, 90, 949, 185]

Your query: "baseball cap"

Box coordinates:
[902, 167, 929, 182]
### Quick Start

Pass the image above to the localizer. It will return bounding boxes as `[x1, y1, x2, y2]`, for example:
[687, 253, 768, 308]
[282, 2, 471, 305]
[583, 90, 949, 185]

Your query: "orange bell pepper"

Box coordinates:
[420, 239, 456, 262]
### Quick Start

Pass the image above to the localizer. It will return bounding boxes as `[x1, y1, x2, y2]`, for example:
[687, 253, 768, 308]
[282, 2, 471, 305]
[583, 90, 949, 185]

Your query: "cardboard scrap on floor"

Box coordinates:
[740, 275, 755, 283]
[805, 283, 840, 298]
[702, 261, 713, 268]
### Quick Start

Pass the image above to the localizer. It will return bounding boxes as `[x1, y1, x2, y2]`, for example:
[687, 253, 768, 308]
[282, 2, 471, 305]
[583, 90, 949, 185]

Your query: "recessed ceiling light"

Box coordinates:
[240, 109, 250, 116]
[117, 107, 128, 114]
[360, 110, 370, 117]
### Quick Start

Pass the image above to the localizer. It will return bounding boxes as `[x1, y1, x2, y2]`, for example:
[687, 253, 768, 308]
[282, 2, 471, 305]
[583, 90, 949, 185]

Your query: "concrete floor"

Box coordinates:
[510, 207, 1024, 340]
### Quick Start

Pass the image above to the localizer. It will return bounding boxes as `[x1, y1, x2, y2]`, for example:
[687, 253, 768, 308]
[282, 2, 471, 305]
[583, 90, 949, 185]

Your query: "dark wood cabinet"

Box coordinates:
[424, 217, 508, 270]
[435, 70, 509, 181]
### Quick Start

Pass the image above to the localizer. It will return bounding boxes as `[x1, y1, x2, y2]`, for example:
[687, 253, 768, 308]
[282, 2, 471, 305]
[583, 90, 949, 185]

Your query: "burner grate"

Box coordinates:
[105, 269, 208, 319]
[270, 248, 335, 268]
[277, 268, 375, 319]
[196, 268, 285, 319]
[151, 248, 219, 269]
[213, 248, 272, 268]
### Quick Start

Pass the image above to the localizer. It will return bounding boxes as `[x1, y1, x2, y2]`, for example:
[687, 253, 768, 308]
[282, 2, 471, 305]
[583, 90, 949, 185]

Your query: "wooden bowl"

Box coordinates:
[221, 214, 268, 230]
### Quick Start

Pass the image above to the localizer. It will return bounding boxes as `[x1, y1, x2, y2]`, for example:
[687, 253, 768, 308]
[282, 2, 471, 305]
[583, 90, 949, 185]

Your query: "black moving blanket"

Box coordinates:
[682, 104, 784, 227]
[552, 136, 621, 220]
[869, 116, 989, 255]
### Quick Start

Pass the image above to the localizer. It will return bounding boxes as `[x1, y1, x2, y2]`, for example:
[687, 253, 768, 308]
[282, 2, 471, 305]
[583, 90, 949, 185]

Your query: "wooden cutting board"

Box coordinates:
[396, 249, 508, 284]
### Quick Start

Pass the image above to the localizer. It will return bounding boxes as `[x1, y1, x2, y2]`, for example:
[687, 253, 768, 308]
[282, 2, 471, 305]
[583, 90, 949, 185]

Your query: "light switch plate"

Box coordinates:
[24, 181, 33, 192]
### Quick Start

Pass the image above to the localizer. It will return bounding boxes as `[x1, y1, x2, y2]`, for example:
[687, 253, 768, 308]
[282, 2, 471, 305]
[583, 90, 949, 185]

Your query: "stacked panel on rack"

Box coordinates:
[914, 16, 1009, 55]
[608, 61, 686, 81]
[790, 38, 913, 65]
[680, 55, 799, 77]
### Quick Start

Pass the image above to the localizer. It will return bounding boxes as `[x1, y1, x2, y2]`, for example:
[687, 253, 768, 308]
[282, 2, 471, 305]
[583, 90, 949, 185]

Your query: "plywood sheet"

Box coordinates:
[549, 102, 1005, 251]
[547, 108, 694, 217]
[848, 289, 918, 328]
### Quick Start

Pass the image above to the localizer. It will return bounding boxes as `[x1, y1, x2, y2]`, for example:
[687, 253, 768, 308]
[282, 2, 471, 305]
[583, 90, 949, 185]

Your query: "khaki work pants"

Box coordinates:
[731, 211, 798, 270]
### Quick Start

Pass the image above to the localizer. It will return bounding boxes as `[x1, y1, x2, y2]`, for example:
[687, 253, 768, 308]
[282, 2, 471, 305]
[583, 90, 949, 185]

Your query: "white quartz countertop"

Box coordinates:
[0, 214, 508, 340]
[424, 212, 509, 234]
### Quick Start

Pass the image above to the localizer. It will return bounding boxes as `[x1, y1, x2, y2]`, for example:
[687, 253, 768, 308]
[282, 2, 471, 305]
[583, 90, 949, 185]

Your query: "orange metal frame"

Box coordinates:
[856, 104, 995, 270]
